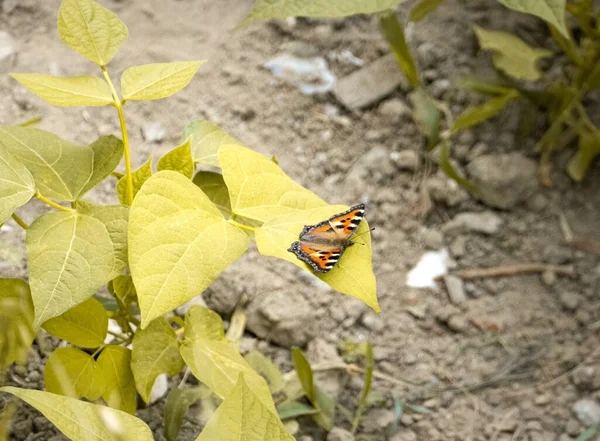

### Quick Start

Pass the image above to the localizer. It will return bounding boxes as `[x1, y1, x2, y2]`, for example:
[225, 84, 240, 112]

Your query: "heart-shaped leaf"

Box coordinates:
[0, 148, 34, 225]
[129, 171, 250, 328]
[97, 345, 137, 415]
[157, 139, 194, 178]
[0, 279, 34, 369]
[165, 386, 211, 441]
[44, 347, 104, 400]
[182, 120, 241, 167]
[255, 206, 379, 313]
[193, 171, 232, 218]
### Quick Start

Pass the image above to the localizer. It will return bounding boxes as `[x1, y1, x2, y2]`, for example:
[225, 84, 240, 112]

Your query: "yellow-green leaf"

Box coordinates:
[10, 74, 114, 107]
[27, 211, 115, 328]
[117, 156, 152, 205]
[129, 171, 250, 328]
[380, 10, 420, 88]
[97, 345, 137, 415]
[255, 206, 379, 313]
[192, 171, 232, 218]
[121, 61, 204, 101]
[453, 91, 520, 131]
[0, 127, 123, 202]
[182, 120, 241, 167]
[409, 0, 446, 22]
[438, 141, 479, 193]
[496, 0, 567, 38]
[74, 202, 130, 278]
[238, 0, 406, 28]
[131, 317, 185, 403]
[291, 347, 315, 404]
[0, 279, 34, 369]
[0, 386, 153, 440]
[58, 0, 128, 66]
[409, 88, 441, 149]
[42, 298, 108, 348]
[196, 374, 294, 441]
[567, 131, 600, 181]
[44, 347, 104, 401]
[0, 148, 34, 225]
[157, 139, 194, 178]
[180, 306, 275, 411]
[219, 144, 326, 222]
[473, 26, 553, 81]
[245, 350, 285, 394]
[109, 274, 137, 305]
[165, 387, 211, 441]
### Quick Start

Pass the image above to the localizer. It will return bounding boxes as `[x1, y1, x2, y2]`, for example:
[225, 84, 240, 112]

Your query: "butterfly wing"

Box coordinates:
[299, 204, 365, 241]
[288, 242, 345, 273]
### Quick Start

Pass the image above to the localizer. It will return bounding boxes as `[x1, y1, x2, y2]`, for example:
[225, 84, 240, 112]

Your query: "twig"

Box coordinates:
[558, 211, 574, 242]
[455, 263, 575, 280]
[563, 238, 600, 255]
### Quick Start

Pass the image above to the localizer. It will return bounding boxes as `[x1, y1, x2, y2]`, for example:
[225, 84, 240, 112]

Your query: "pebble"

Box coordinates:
[379, 98, 412, 120]
[442, 211, 503, 235]
[0, 31, 17, 73]
[362, 408, 396, 433]
[564, 419, 581, 436]
[449, 236, 467, 257]
[447, 314, 469, 333]
[416, 42, 440, 68]
[573, 399, 600, 426]
[431, 78, 451, 98]
[389, 430, 418, 441]
[422, 228, 443, 249]
[541, 270, 556, 286]
[141, 121, 166, 143]
[444, 275, 467, 305]
[327, 427, 354, 441]
[361, 310, 385, 331]
[392, 150, 421, 172]
[559, 292, 581, 312]
[426, 175, 470, 207]
[572, 364, 600, 391]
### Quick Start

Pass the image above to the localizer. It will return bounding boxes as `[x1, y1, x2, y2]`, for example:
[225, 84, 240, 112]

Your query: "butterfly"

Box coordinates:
[288, 204, 366, 274]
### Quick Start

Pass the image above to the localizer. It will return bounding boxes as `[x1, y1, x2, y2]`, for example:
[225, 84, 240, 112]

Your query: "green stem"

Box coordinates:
[102, 66, 134, 205]
[11, 213, 28, 230]
[35, 193, 73, 212]
[91, 345, 105, 358]
[229, 219, 256, 232]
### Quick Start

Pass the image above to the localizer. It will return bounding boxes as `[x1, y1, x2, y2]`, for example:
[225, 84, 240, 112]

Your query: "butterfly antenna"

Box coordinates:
[353, 227, 375, 245]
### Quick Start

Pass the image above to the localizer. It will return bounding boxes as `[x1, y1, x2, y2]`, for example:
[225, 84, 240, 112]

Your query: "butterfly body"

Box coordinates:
[288, 204, 366, 273]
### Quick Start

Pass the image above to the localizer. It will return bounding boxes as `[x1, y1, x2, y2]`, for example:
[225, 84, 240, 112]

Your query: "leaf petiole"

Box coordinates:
[35, 193, 74, 212]
[10, 213, 29, 229]
[229, 219, 256, 233]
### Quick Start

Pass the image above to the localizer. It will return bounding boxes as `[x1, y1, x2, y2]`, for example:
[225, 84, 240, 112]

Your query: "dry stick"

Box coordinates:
[563, 238, 600, 255]
[456, 263, 575, 280]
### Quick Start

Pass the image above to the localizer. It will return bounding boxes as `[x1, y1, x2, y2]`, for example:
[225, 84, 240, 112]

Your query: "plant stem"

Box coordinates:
[229, 219, 256, 232]
[10, 213, 28, 229]
[91, 345, 105, 358]
[35, 193, 73, 212]
[101, 66, 134, 205]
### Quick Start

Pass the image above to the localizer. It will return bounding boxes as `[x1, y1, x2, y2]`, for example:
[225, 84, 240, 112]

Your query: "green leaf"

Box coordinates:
[575, 422, 600, 441]
[567, 131, 600, 181]
[291, 347, 315, 404]
[238, 0, 406, 28]
[110, 274, 137, 304]
[0, 148, 34, 225]
[0, 399, 18, 440]
[195, 374, 294, 441]
[58, 0, 128, 66]
[313, 387, 335, 431]
[180, 306, 275, 411]
[495, 0, 568, 38]
[27, 211, 115, 328]
[0, 386, 153, 440]
[0, 127, 123, 202]
[438, 141, 479, 193]
[276, 401, 319, 420]
[351, 342, 374, 432]
[379, 10, 420, 88]
[129, 171, 250, 328]
[42, 298, 108, 348]
[117, 156, 152, 205]
[74, 202, 130, 279]
[245, 350, 285, 394]
[0, 279, 34, 369]
[409, 88, 441, 149]
[121, 61, 204, 101]
[255, 206, 379, 313]
[453, 91, 519, 131]
[473, 26, 553, 81]
[97, 345, 137, 415]
[219, 144, 326, 222]
[157, 139, 194, 179]
[17, 116, 42, 127]
[131, 317, 185, 403]
[164, 387, 211, 441]
[10, 74, 114, 107]
[409, 0, 446, 22]
[193, 171, 232, 218]
[182, 120, 241, 167]
[459, 77, 515, 96]
[44, 347, 104, 401]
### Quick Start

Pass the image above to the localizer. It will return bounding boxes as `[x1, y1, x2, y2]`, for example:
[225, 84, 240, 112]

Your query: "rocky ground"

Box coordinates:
[1, 0, 600, 440]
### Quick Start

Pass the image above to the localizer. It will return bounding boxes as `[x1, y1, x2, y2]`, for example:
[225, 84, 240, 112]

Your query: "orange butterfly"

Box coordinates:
[288, 204, 366, 273]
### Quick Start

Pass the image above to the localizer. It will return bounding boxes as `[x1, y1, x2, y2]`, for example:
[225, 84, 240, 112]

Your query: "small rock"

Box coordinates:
[313, 24, 334, 42]
[442, 211, 503, 235]
[347, 146, 395, 187]
[389, 430, 417, 441]
[2, 0, 18, 14]
[426, 175, 470, 207]
[572, 364, 600, 391]
[362, 408, 396, 433]
[327, 427, 354, 441]
[558, 434, 573, 441]
[379, 98, 412, 120]
[12, 419, 33, 440]
[431, 78, 451, 98]
[361, 310, 384, 331]
[26, 370, 41, 383]
[422, 228, 443, 249]
[202, 281, 242, 315]
[416, 42, 440, 68]
[466, 153, 539, 209]
[447, 314, 469, 333]
[541, 270, 556, 286]
[392, 150, 420, 172]
[559, 292, 581, 312]
[564, 419, 581, 436]
[542, 244, 573, 264]
[535, 393, 552, 405]
[141, 121, 165, 143]
[444, 275, 466, 305]
[573, 399, 600, 426]
[527, 193, 548, 212]
[449, 236, 467, 257]
[527, 420, 543, 431]
[0, 31, 17, 73]
[246, 291, 314, 347]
